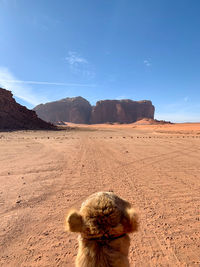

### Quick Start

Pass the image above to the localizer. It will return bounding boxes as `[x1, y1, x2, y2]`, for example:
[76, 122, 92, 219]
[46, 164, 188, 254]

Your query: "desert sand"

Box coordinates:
[0, 123, 200, 266]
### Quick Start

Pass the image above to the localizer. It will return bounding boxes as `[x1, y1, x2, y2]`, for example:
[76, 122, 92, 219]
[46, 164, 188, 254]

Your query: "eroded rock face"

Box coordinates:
[0, 88, 54, 130]
[34, 97, 155, 124]
[90, 100, 155, 124]
[34, 97, 92, 124]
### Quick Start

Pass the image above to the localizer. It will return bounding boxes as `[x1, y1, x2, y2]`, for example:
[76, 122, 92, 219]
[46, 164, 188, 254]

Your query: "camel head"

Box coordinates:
[66, 191, 138, 240]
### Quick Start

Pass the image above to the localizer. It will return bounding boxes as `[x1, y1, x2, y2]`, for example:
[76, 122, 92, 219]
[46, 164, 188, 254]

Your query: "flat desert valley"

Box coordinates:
[0, 123, 200, 266]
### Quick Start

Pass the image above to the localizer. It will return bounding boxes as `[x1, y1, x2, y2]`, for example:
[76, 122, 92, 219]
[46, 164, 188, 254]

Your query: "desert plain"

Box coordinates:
[0, 123, 200, 267]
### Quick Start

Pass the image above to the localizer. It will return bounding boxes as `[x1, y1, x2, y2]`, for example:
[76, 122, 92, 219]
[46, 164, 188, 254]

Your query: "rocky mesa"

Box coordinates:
[34, 97, 155, 124]
[90, 99, 155, 124]
[0, 88, 54, 130]
[34, 97, 92, 124]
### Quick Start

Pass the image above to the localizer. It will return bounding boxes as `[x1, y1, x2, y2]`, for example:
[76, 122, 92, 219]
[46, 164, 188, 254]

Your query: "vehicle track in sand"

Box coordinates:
[0, 128, 199, 266]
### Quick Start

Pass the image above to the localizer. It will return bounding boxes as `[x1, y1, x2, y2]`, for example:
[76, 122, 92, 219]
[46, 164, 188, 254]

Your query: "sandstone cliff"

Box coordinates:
[34, 97, 155, 124]
[33, 97, 92, 124]
[0, 88, 54, 130]
[90, 99, 155, 124]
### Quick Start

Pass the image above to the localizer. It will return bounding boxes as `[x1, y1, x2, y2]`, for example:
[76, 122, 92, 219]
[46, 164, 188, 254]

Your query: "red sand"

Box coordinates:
[0, 123, 200, 266]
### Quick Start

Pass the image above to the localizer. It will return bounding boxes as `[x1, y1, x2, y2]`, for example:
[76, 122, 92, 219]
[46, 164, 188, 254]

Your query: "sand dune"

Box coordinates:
[0, 124, 200, 266]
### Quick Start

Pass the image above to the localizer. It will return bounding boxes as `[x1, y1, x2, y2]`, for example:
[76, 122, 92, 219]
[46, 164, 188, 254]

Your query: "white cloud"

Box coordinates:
[32, 14, 61, 32]
[66, 51, 88, 66]
[144, 60, 151, 67]
[0, 67, 44, 106]
[0, 78, 96, 87]
[0, 67, 96, 106]
[65, 51, 95, 79]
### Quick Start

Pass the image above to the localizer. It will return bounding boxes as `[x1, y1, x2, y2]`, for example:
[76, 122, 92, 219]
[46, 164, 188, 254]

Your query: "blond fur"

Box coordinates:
[65, 192, 138, 267]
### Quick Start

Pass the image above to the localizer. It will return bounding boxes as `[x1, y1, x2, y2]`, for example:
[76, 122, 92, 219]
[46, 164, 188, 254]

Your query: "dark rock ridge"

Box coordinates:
[90, 99, 155, 124]
[33, 97, 92, 124]
[34, 97, 155, 124]
[0, 88, 54, 130]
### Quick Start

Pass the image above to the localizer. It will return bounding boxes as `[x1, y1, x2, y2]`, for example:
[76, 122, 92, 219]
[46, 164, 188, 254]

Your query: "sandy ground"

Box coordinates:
[0, 123, 200, 266]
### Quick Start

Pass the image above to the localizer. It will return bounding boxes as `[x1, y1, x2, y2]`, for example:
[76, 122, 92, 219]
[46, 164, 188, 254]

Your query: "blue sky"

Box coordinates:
[0, 0, 200, 122]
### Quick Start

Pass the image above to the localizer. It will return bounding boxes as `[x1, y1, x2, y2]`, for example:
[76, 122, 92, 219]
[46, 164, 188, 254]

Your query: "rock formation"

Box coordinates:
[34, 97, 92, 124]
[90, 99, 155, 124]
[0, 88, 54, 130]
[34, 98, 155, 124]
[133, 118, 172, 125]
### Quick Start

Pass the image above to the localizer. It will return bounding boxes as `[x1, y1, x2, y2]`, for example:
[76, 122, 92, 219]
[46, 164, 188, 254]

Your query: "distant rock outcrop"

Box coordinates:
[34, 98, 155, 124]
[90, 100, 155, 124]
[0, 88, 54, 130]
[33, 97, 92, 124]
[133, 118, 172, 125]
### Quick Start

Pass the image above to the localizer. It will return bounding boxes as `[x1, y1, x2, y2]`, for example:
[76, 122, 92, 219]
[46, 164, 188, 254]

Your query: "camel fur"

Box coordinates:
[66, 191, 138, 267]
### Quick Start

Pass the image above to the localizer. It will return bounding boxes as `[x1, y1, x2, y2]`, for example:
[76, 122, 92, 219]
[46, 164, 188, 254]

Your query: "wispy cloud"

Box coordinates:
[32, 14, 61, 32]
[0, 67, 96, 106]
[144, 59, 151, 67]
[0, 79, 96, 87]
[65, 51, 95, 79]
[0, 67, 45, 106]
[66, 51, 88, 65]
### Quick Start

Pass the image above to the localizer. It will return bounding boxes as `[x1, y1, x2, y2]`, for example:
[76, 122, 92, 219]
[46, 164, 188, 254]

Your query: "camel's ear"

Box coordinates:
[126, 208, 138, 232]
[65, 210, 83, 233]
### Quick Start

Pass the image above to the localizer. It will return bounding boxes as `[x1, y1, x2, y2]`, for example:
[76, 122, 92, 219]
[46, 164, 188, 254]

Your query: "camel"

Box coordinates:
[66, 191, 138, 267]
